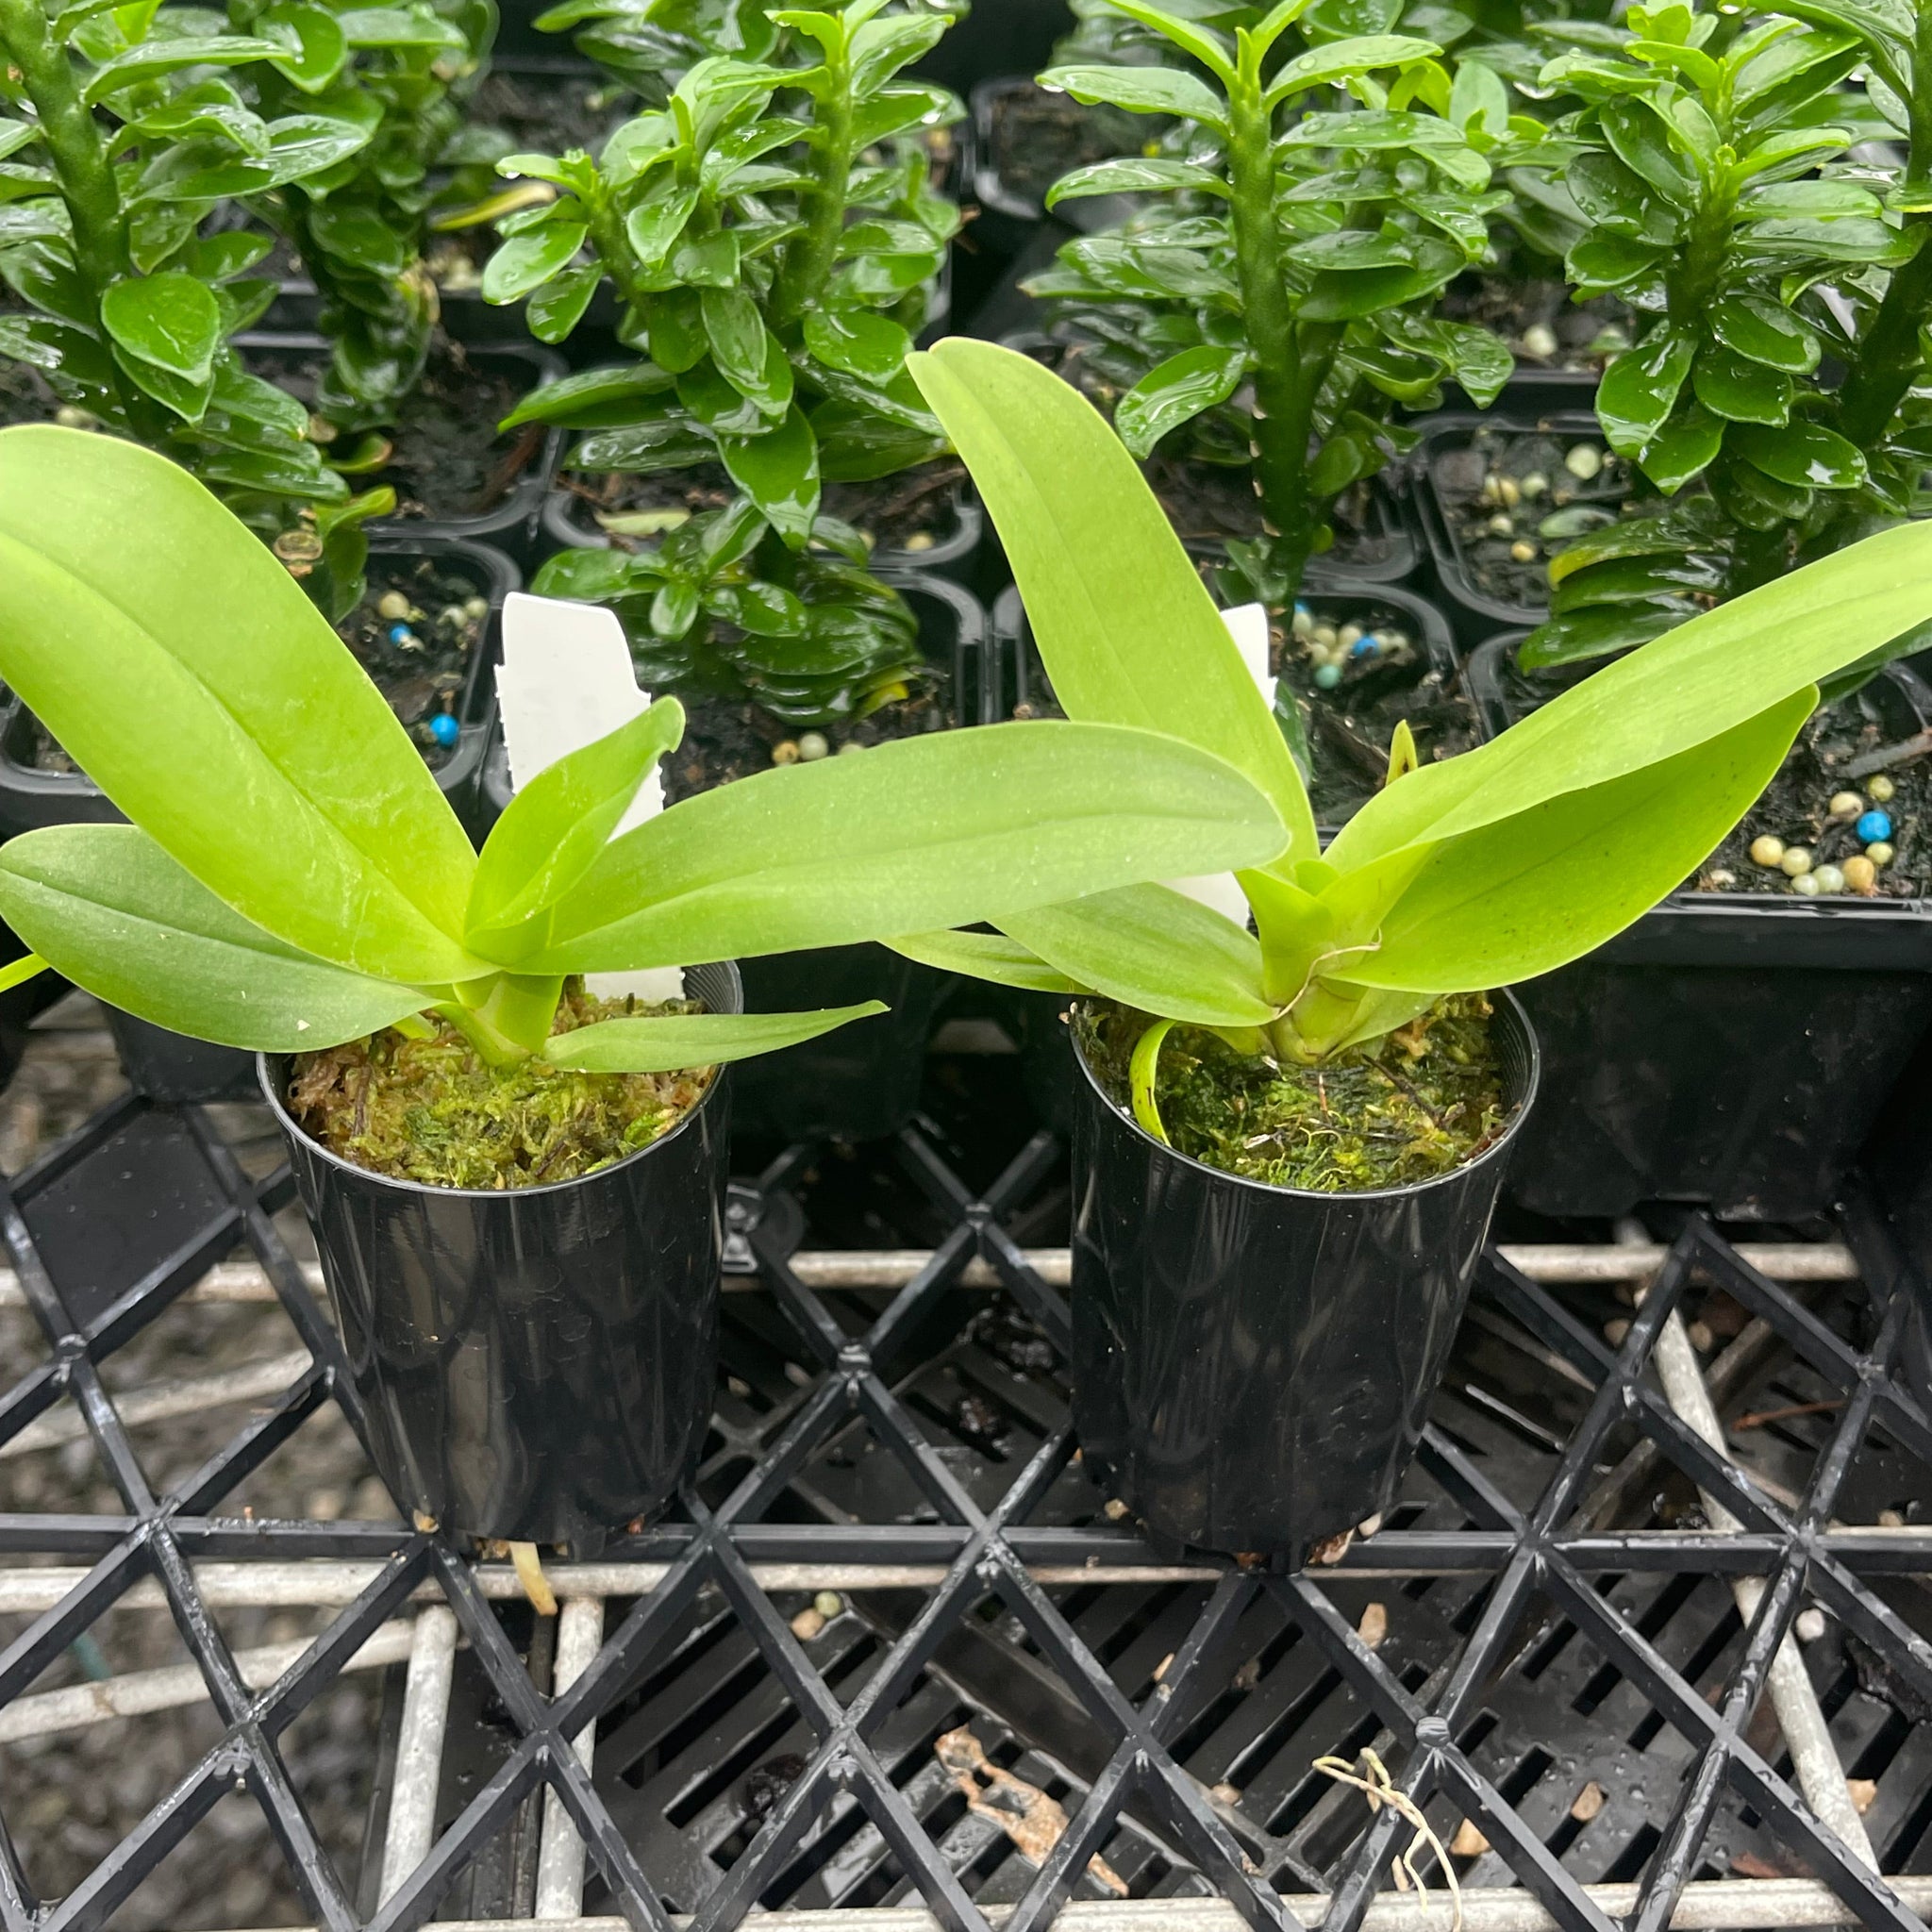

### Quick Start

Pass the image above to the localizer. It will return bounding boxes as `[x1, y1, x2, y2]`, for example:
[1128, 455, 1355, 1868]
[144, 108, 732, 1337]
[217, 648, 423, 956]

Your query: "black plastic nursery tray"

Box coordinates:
[0, 1039, 1929, 1931]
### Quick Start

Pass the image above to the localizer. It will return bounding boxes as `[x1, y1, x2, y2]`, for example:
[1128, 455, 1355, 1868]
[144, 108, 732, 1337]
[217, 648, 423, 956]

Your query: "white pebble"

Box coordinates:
[1313, 625, 1338, 649]
[1869, 774, 1896, 803]
[1791, 872, 1821, 896]
[1523, 323, 1559, 359]
[797, 731, 831, 761]
[1868, 841, 1896, 867]
[1488, 512, 1515, 537]
[789, 1606, 825, 1641]
[464, 596, 490, 621]
[377, 591, 412, 623]
[1338, 623, 1362, 649]
[1520, 473, 1548, 500]
[838, 740, 866, 755]
[1749, 835, 1785, 869]
[1291, 607, 1315, 639]
[1829, 791, 1864, 819]
[1498, 475, 1521, 508]
[1812, 863, 1846, 894]
[1795, 1607, 1827, 1643]
[1565, 444, 1604, 481]
[1780, 846, 1813, 877]
[1510, 541, 1537, 564]
[813, 1591, 843, 1618]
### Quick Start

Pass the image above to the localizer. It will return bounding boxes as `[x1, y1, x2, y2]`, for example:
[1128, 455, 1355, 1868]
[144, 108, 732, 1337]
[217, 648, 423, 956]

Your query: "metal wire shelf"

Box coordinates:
[0, 1084, 1927, 1932]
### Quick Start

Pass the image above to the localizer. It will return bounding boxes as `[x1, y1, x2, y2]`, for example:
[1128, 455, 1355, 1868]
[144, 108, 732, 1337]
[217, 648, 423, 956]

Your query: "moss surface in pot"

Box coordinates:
[889, 340, 1932, 1187]
[0, 423, 1299, 1185]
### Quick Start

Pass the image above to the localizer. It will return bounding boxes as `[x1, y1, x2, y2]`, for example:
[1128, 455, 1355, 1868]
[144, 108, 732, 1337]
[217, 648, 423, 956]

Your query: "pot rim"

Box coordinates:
[258, 959, 742, 1203]
[1072, 986, 1541, 1205]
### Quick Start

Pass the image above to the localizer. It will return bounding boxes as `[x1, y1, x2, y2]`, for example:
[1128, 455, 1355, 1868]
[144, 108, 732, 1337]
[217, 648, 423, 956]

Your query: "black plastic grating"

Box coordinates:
[0, 1087, 1925, 1931]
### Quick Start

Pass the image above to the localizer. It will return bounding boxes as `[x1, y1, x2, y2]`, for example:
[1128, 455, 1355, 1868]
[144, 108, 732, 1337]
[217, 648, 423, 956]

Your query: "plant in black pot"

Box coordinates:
[229, 0, 502, 444]
[1502, 4, 1911, 670]
[890, 338, 1932, 1559]
[0, 418, 1289, 1556]
[0, 0, 386, 587]
[1023, 0, 1526, 602]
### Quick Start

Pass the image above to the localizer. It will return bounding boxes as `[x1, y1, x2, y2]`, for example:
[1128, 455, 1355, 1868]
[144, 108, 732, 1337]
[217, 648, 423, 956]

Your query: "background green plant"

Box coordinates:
[482, 0, 961, 724]
[891, 341, 1932, 1123]
[0, 0, 384, 579]
[1511, 3, 1917, 671]
[0, 421, 1290, 1077]
[1024, 0, 1553, 605]
[229, 0, 500, 440]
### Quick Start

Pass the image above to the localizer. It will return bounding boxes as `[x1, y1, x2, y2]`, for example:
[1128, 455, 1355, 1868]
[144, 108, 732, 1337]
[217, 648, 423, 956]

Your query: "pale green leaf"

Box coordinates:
[907, 339, 1313, 862]
[0, 824, 428, 1050]
[1001, 884, 1274, 1028]
[542, 1001, 888, 1072]
[516, 720, 1288, 974]
[887, 927, 1083, 993]
[0, 426, 482, 984]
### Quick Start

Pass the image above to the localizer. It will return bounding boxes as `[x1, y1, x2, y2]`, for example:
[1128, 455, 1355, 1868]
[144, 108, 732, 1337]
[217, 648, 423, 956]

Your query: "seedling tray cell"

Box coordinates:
[0, 1048, 1929, 1931]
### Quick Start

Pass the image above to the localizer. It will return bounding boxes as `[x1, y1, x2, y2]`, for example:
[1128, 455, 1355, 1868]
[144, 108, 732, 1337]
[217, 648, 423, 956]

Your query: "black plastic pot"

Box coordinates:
[542, 464, 984, 583]
[261, 958, 739, 1552]
[238, 332, 565, 565]
[1069, 991, 1540, 1561]
[485, 576, 986, 1142]
[1407, 410, 1613, 648]
[0, 532, 514, 1103]
[1470, 634, 1932, 1222]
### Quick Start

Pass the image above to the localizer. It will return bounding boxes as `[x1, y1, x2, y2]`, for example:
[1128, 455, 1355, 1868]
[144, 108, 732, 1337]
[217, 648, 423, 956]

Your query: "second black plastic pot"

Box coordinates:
[1069, 992, 1540, 1561]
[1470, 636, 1932, 1222]
[261, 959, 740, 1553]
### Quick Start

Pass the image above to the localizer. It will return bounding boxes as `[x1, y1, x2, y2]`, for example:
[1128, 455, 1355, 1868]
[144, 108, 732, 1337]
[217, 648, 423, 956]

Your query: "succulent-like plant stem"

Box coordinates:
[770, 37, 854, 329]
[1226, 62, 1338, 599]
[0, 0, 129, 302]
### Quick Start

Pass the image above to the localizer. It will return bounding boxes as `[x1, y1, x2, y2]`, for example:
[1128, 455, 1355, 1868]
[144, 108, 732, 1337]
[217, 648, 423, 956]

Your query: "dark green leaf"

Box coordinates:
[804, 308, 911, 384]
[719, 404, 819, 545]
[481, 220, 587, 304]
[1692, 345, 1791, 425]
[1708, 292, 1820, 374]
[1732, 420, 1867, 490]
[1114, 345, 1247, 459]
[100, 274, 221, 385]
[1595, 327, 1693, 458]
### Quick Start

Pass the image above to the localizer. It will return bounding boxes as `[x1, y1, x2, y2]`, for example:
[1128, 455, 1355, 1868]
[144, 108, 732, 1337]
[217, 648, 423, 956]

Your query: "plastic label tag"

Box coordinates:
[1167, 602, 1278, 928]
[496, 591, 682, 1002]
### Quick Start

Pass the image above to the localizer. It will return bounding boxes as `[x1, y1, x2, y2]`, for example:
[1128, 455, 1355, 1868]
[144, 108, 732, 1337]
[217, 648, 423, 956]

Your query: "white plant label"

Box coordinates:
[495, 590, 683, 1002]
[1167, 601, 1278, 928]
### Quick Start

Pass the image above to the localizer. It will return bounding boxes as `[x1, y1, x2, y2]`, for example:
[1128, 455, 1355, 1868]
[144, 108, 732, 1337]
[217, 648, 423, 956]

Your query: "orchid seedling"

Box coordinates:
[887, 340, 1932, 1140]
[0, 423, 1289, 1074]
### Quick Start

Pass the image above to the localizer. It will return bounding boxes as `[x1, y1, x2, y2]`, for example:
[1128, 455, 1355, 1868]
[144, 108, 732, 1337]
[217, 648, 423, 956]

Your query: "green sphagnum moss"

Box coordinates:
[1079, 994, 1510, 1191]
[288, 982, 714, 1190]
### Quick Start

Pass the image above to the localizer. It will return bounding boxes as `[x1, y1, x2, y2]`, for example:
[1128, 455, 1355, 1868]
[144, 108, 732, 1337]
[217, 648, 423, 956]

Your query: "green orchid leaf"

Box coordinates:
[0, 824, 428, 1051]
[1326, 521, 1932, 874]
[542, 1002, 888, 1073]
[907, 339, 1313, 863]
[0, 426, 481, 985]
[467, 698, 687, 951]
[1001, 884, 1274, 1029]
[515, 720, 1287, 975]
[1341, 689, 1815, 992]
[887, 927, 1084, 994]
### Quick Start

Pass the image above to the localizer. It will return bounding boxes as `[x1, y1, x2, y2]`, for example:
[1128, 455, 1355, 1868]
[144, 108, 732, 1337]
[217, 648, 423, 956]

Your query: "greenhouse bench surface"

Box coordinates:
[0, 1077, 1928, 1932]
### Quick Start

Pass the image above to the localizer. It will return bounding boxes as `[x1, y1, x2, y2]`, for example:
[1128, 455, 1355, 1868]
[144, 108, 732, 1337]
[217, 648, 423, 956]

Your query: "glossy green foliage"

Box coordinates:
[1024, 0, 1547, 602]
[482, 0, 960, 724]
[0, 0, 368, 540]
[0, 423, 1288, 1075]
[228, 0, 499, 433]
[1519, 2, 1932, 669]
[894, 340, 1932, 1067]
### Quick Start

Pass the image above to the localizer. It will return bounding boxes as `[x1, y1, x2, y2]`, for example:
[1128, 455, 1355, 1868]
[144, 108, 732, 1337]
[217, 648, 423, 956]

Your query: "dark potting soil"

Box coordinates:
[989, 81, 1154, 208]
[1430, 425, 1627, 606]
[1490, 651, 1926, 900]
[249, 334, 541, 520]
[663, 671, 953, 798]
[0, 356, 52, 429]
[563, 458, 970, 557]
[339, 556, 489, 770]
[287, 983, 714, 1189]
[1704, 694, 1928, 900]
[24, 556, 486, 776]
[1079, 993, 1511, 1191]
[1011, 597, 1477, 827]
[1439, 276, 1632, 374]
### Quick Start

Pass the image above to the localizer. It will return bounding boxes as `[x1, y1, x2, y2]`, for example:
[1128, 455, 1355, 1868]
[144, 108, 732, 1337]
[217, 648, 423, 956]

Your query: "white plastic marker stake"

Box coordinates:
[1167, 602, 1278, 928]
[495, 591, 683, 1002]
